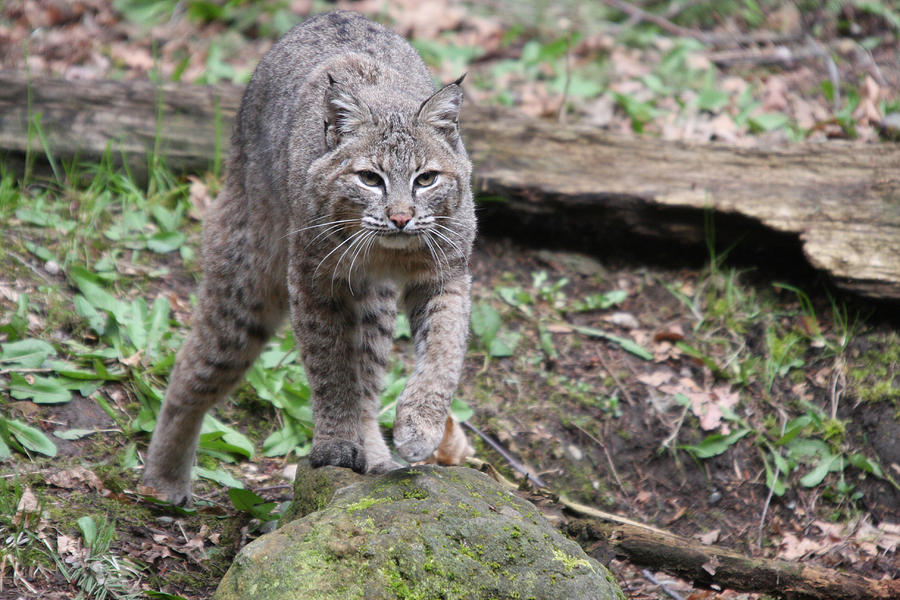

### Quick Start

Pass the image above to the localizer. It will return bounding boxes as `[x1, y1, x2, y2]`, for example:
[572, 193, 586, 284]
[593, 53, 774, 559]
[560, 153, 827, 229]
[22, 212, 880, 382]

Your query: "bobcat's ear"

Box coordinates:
[324, 74, 371, 149]
[416, 75, 465, 146]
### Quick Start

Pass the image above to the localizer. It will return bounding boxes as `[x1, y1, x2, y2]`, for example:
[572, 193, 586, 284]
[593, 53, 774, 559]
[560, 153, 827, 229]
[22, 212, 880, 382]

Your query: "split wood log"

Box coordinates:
[1, 71, 898, 302]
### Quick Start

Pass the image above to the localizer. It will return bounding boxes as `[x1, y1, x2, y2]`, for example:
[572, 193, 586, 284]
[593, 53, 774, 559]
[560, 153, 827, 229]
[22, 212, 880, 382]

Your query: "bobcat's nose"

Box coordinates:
[389, 212, 412, 229]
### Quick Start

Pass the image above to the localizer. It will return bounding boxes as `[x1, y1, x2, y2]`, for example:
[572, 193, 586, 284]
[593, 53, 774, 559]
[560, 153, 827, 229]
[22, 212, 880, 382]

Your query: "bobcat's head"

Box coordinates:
[303, 75, 474, 268]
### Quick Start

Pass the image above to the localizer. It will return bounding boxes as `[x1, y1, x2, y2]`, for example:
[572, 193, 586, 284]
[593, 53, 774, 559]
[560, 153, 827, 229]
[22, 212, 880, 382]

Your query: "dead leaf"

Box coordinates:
[778, 531, 828, 560]
[56, 533, 81, 557]
[187, 175, 213, 220]
[425, 416, 473, 466]
[120, 350, 143, 367]
[697, 529, 720, 545]
[654, 324, 685, 343]
[47, 466, 106, 492]
[637, 369, 675, 388]
[701, 554, 720, 575]
[13, 487, 40, 526]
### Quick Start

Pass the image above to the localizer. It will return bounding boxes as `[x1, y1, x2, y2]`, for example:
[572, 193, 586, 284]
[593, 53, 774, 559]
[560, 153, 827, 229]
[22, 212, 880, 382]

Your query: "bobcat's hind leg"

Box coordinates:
[143, 189, 287, 505]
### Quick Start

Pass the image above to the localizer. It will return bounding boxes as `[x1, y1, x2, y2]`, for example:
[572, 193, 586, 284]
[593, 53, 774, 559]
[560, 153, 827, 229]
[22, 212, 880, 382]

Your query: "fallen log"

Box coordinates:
[1, 71, 898, 301]
[470, 459, 900, 600]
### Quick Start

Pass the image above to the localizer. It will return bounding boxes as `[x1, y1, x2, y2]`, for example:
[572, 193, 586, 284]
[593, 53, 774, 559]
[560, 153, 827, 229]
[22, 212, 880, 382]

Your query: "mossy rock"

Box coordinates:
[215, 463, 624, 600]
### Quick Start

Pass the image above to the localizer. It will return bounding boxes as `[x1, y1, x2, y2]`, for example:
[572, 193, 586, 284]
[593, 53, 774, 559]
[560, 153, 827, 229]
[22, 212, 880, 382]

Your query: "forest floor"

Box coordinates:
[1, 1, 899, 599]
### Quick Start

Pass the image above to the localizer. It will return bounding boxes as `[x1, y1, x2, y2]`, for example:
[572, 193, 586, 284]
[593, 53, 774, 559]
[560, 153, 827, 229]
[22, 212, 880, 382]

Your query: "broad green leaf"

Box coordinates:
[470, 302, 501, 345]
[53, 428, 96, 440]
[682, 428, 751, 459]
[394, 313, 411, 339]
[262, 425, 309, 457]
[848, 453, 883, 477]
[194, 466, 244, 489]
[201, 416, 254, 458]
[123, 298, 149, 350]
[7, 373, 72, 404]
[0, 339, 55, 368]
[69, 266, 124, 314]
[121, 443, 139, 469]
[74, 295, 107, 335]
[800, 453, 841, 488]
[5, 418, 57, 457]
[77, 516, 97, 546]
[146, 231, 186, 253]
[775, 415, 813, 446]
[571, 290, 627, 312]
[227, 488, 278, 521]
[0, 436, 10, 460]
[567, 323, 653, 360]
[450, 397, 473, 423]
[749, 112, 790, 132]
[488, 331, 520, 358]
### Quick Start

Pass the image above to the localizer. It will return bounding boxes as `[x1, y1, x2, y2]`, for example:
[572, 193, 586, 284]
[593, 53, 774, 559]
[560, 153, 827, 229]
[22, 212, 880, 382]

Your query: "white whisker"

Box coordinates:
[313, 229, 366, 285]
[429, 227, 463, 256]
[332, 229, 371, 296]
[347, 231, 376, 295]
[281, 217, 359, 240]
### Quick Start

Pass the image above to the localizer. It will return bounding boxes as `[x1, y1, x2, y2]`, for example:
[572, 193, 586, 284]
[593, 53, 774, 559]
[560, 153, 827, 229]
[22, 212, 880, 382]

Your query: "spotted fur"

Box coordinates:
[143, 11, 475, 504]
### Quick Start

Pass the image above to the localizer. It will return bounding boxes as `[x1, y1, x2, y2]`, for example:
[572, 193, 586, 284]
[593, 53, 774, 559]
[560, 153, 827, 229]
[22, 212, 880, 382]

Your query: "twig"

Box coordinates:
[571, 423, 629, 499]
[462, 422, 546, 488]
[6, 250, 54, 285]
[602, 0, 802, 47]
[557, 32, 572, 124]
[829, 357, 845, 420]
[641, 569, 686, 600]
[0, 367, 54, 375]
[602, 0, 698, 39]
[757, 462, 778, 548]
[594, 348, 635, 406]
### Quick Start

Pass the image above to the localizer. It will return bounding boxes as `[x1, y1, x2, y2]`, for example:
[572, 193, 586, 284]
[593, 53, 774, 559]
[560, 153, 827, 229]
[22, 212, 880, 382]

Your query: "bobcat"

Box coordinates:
[143, 10, 476, 504]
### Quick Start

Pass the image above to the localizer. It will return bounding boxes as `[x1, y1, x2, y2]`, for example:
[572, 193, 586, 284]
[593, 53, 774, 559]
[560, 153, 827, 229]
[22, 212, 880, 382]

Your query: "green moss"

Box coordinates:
[216, 465, 623, 600]
[551, 548, 593, 573]
[848, 333, 900, 404]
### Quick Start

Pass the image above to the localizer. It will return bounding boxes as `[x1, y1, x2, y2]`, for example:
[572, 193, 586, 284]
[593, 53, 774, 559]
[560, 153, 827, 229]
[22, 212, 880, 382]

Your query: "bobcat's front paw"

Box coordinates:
[309, 439, 368, 473]
[142, 472, 192, 506]
[393, 413, 445, 463]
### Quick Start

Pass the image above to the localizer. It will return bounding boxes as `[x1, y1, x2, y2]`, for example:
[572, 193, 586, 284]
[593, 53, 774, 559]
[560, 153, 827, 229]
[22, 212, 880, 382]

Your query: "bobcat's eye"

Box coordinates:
[414, 171, 438, 188]
[358, 171, 383, 187]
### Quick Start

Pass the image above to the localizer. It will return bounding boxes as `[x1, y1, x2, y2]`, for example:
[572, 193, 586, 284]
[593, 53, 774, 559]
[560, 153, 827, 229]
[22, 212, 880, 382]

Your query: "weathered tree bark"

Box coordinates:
[1, 71, 898, 301]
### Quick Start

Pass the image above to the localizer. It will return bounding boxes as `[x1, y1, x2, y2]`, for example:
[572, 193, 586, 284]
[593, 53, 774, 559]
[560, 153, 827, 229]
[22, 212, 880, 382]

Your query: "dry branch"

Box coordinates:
[1, 71, 899, 302]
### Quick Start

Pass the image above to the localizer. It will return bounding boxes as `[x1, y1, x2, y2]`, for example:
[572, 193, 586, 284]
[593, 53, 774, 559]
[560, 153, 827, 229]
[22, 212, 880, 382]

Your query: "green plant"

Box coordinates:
[47, 515, 144, 600]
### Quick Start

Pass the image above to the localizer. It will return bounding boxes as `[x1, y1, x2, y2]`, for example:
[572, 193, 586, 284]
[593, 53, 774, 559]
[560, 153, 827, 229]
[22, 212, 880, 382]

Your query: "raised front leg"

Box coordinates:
[393, 272, 471, 462]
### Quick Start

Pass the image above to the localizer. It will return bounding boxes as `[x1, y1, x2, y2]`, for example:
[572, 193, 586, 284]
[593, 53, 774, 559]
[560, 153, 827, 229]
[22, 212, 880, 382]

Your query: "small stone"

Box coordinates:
[566, 444, 584, 461]
[605, 311, 640, 330]
[880, 112, 900, 141]
[44, 260, 60, 275]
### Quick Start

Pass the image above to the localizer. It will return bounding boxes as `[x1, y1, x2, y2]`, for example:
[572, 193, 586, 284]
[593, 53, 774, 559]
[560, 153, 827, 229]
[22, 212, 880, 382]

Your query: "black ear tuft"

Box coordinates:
[324, 75, 372, 149]
[416, 78, 464, 145]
